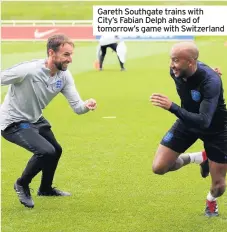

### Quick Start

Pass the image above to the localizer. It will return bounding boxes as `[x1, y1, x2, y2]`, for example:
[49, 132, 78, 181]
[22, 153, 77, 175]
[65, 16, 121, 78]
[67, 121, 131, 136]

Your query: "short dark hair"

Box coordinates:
[47, 34, 74, 56]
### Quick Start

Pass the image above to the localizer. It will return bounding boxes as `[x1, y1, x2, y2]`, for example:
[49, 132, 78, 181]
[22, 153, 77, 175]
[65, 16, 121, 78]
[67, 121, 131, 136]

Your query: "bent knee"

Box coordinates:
[37, 145, 56, 157]
[44, 146, 56, 157]
[44, 143, 62, 158]
[152, 164, 168, 175]
[36, 144, 62, 158]
[152, 145, 179, 175]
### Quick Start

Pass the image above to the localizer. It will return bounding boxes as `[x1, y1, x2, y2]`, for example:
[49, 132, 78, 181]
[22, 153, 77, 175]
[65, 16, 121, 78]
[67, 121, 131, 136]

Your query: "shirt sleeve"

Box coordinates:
[169, 77, 221, 129]
[61, 71, 89, 115]
[1, 64, 27, 86]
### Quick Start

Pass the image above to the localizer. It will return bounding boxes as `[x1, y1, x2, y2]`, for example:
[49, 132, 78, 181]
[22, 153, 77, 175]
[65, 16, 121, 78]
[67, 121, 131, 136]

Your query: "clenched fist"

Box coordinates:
[85, 98, 97, 111]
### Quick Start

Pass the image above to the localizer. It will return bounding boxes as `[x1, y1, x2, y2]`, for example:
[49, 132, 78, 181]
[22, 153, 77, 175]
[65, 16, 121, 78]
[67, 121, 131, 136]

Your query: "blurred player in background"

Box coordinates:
[1, 34, 97, 208]
[150, 42, 227, 217]
[96, 35, 126, 71]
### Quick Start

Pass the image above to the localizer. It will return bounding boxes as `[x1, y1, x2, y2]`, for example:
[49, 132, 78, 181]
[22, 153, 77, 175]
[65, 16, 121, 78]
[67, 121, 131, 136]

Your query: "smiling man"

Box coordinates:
[150, 42, 227, 217]
[1, 34, 97, 208]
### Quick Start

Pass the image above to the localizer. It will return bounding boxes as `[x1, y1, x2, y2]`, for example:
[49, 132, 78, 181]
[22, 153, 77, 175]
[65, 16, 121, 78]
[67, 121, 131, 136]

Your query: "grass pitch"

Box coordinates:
[1, 1, 227, 231]
[2, 37, 227, 232]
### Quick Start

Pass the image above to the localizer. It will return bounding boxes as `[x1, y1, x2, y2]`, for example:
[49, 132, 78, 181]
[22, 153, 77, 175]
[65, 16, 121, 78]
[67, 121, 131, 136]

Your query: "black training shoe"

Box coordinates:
[205, 200, 219, 217]
[37, 187, 71, 196]
[200, 159, 209, 178]
[121, 68, 126, 71]
[14, 182, 34, 208]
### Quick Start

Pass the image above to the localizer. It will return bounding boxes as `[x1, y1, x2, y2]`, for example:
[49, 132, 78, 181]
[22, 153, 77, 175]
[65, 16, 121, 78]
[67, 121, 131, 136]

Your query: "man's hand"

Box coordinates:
[85, 98, 97, 111]
[213, 67, 222, 76]
[150, 93, 172, 110]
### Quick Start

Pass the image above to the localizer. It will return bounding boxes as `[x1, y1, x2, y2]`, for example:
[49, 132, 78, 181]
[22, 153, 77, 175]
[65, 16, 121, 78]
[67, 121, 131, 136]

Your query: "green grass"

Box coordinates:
[2, 1, 227, 20]
[2, 37, 227, 232]
[2, 1, 227, 231]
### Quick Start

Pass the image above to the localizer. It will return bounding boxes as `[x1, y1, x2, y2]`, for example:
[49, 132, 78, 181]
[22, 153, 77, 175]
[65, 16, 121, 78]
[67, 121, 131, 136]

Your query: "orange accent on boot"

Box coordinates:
[202, 151, 207, 161]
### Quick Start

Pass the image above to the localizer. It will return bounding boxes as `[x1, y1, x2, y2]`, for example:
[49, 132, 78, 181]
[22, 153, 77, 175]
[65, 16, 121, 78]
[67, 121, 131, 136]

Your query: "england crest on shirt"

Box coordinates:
[51, 79, 63, 92]
[191, 90, 201, 102]
[56, 80, 62, 89]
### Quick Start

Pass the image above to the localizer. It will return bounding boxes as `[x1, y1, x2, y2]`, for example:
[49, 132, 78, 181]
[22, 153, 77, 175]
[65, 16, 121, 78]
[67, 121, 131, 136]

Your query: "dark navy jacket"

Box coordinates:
[169, 61, 227, 134]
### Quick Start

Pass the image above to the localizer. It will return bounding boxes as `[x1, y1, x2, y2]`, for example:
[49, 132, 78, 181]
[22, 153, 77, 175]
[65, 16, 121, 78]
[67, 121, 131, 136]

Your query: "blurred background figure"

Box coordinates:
[95, 35, 126, 71]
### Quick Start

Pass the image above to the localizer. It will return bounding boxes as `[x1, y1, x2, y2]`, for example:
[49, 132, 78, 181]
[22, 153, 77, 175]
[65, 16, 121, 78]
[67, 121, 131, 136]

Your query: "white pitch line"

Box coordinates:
[102, 116, 116, 119]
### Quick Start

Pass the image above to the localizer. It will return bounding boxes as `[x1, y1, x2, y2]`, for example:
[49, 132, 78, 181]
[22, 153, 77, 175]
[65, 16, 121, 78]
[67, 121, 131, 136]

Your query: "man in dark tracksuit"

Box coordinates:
[150, 42, 227, 217]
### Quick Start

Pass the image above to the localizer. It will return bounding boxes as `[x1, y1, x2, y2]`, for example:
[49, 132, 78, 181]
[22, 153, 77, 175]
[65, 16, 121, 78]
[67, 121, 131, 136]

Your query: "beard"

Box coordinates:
[172, 68, 189, 79]
[54, 61, 68, 71]
[178, 69, 189, 79]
